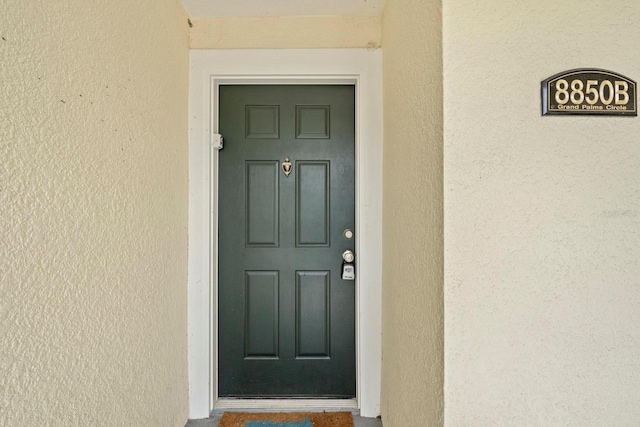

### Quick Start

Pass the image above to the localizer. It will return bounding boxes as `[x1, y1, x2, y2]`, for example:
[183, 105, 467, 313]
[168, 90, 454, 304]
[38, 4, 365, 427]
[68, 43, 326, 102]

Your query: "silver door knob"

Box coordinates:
[342, 250, 355, 263]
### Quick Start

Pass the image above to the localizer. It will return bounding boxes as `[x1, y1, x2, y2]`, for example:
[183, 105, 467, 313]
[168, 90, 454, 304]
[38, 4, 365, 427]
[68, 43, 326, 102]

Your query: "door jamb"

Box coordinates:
[188, 49, 383, 419]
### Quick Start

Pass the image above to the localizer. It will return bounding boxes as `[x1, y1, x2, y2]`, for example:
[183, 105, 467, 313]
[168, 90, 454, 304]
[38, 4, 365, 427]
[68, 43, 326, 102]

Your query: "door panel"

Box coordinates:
[244, 271, 279, 359]
[296, 271, 331, 358]
[296, 161, 330, 247]
[246, 105, 280, 139]
[245, 161, 280, 247]
[218, 85, 355, 398]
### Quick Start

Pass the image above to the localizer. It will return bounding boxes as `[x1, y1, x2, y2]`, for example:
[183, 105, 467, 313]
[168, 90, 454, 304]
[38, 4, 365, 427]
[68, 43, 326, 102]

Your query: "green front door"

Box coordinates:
[218, 85, 356, 398]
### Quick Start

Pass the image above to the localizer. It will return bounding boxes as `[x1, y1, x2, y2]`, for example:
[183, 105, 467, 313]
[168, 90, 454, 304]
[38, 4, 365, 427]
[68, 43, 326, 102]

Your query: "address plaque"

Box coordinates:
[542, 69, 637, 116]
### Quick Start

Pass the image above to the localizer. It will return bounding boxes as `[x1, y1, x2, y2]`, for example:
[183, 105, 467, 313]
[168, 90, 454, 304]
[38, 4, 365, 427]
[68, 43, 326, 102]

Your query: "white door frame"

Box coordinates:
[188, 49, 382, 419]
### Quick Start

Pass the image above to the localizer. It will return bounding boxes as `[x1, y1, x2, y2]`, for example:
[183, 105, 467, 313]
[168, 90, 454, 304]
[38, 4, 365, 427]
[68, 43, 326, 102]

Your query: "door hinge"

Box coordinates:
[211, 133, 223, 150]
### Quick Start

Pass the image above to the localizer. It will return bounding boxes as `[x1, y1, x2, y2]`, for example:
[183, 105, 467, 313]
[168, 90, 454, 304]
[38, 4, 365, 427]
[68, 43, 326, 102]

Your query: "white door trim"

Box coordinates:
[188, 49, 383, 419]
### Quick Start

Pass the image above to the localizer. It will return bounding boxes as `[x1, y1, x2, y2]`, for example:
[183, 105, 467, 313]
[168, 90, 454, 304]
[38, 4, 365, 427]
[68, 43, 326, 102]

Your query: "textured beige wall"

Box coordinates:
[444, 1, 640, 425]
[190, 16, 381, 49]
[381, 0, 444, 425]
[1, 1, 190, 425]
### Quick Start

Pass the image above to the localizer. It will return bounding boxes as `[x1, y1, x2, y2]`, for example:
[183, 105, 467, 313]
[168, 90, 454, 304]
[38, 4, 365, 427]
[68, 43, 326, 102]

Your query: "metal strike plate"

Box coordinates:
[212, 133, 223, 150]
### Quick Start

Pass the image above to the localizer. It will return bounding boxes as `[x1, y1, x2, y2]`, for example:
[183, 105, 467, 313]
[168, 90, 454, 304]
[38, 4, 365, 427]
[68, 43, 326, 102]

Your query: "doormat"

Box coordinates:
[218, 412, 354, 427]
[246, 421, 312, 427]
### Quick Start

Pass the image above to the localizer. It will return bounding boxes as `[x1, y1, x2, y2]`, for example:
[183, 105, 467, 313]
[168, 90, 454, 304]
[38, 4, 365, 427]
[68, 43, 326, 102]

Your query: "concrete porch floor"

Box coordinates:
[185, 413, 383, 427]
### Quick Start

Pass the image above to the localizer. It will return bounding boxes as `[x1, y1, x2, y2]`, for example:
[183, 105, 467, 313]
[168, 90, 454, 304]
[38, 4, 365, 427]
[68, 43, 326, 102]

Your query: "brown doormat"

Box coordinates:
[219, 412, 354, 427]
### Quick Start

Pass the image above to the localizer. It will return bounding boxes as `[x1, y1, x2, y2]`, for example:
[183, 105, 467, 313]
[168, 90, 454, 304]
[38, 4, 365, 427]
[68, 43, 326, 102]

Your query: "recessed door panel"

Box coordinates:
[296, 161, 330, 247]
[296, 105, 330, 139]
[245, 271, 279, 359]
[246, 105, 280, 139]
[246, 161, 279, 247]
[296, 271, 330, 358]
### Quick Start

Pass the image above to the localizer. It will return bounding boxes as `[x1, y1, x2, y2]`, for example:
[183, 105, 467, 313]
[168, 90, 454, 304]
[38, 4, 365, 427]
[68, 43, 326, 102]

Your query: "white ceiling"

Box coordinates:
[181, 0, 386, 18]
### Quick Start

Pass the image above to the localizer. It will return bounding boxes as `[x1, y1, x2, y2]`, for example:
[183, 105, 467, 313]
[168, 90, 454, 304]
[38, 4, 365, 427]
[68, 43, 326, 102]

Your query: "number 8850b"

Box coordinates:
[554, 79, 629, 106]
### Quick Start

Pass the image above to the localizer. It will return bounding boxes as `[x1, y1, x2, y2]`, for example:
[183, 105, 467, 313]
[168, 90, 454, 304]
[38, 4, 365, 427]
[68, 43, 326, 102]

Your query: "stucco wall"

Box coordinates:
[444, 1, 640, 425]
[190, 16, 381, 49]
[381, 0, 444, 425]
[1, 1, 190, 425]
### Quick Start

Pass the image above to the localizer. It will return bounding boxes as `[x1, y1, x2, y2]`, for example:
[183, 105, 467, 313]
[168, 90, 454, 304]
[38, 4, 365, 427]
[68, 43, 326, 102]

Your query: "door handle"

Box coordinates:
[342, 250, 355, 263]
